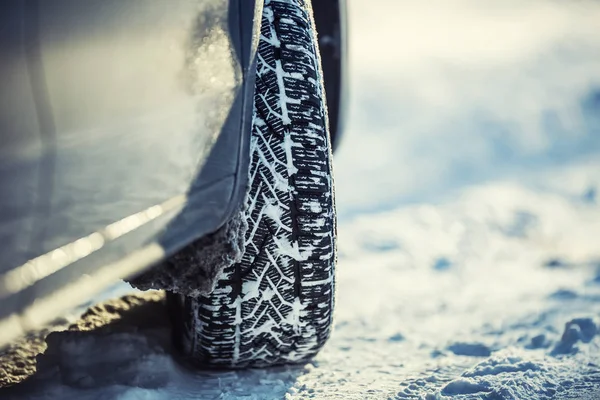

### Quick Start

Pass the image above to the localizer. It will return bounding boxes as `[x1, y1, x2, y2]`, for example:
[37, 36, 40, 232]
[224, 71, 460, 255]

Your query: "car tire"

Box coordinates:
[167, 0, 336, 368]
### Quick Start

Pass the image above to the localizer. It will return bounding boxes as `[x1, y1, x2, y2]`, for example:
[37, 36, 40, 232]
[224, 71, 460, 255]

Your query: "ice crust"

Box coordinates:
[126, 208, 247, 297]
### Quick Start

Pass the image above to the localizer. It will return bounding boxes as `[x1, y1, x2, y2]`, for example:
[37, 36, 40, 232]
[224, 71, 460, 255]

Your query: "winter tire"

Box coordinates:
[168, 0, 336, 368]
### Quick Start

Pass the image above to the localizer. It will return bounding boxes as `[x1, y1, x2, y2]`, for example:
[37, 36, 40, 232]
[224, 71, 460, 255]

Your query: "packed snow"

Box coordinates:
[3, 0, 600, 398]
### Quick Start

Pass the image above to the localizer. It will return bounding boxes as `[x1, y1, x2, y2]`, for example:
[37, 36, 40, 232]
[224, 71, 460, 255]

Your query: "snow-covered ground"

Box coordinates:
[3, 0, 600, 398]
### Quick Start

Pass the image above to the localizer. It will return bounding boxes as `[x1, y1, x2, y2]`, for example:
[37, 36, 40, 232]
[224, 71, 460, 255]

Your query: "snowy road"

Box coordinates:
[3, 167, 600, 399]
[3, 0, 600, 398]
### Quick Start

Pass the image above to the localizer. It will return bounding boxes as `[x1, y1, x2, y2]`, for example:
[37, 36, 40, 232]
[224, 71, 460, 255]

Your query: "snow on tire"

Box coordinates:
[169, 0, 336, 368]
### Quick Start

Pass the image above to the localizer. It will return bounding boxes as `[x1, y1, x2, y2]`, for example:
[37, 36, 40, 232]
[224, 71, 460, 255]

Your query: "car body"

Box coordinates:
[0, 0, 346, 347]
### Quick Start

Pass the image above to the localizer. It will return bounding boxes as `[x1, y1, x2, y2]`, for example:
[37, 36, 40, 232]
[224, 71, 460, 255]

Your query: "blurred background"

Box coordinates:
[336, 0, 600, 218]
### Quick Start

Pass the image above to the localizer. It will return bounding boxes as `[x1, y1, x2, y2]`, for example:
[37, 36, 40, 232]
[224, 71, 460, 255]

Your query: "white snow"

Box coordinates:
[273, 236, 312, 261]
[241, 280, 261, 301]
[5, 172, 600, 399]
[3, 0, 600, 399]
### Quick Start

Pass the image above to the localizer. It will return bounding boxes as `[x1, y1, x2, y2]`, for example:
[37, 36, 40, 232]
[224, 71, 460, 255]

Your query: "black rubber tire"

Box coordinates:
[168, 0, 336, 368]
